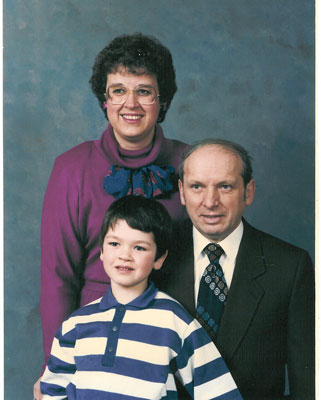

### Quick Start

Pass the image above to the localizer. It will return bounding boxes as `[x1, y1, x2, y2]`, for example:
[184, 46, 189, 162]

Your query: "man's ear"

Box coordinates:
[245, 179, 256, 206]
[178, 179, 186, 206]
[153, 250, 168, 271]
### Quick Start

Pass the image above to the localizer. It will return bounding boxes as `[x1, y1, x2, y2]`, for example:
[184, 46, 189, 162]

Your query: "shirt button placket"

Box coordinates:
[102, 305, 126, 367]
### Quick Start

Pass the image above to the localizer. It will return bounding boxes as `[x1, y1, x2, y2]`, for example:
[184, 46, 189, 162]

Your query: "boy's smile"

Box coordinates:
[115, 266, 134, 271]
[100, 219, 166, 303]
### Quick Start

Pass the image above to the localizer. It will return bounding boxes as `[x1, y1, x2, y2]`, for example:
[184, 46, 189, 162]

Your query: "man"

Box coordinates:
[158, 139, 314, 399]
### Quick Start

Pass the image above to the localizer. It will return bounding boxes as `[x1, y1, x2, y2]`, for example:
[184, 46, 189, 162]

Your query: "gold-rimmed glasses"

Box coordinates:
[105, 84, 159, 105]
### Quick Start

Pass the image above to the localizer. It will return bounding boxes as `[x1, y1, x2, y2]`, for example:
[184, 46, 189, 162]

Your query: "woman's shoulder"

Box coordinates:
[163, 136, 188, 153]
[56, 139, 97, 164]
[52, 135, 109, 176]
[157, 124, 188, 153]
[48, 139, 102, 180]
[158, 135, 188, 166]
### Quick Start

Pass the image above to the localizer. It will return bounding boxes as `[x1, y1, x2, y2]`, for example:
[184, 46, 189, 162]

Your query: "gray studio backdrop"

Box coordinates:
[4, 1, 314, 398]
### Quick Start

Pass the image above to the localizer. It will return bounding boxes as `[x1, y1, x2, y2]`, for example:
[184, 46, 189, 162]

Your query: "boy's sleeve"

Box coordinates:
[40, 323, 77, 399]
[173, 319, 243, 399]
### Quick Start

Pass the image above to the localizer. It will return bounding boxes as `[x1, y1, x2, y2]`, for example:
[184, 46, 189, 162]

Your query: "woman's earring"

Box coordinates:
[103, 102, 107, 110]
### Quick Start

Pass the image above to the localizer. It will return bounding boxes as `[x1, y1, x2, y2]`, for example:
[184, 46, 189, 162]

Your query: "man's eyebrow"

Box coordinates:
[186, 176, 203, 182]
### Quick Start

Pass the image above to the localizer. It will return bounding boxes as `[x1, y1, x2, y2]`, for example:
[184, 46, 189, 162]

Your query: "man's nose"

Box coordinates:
[202, 187, 219, 208]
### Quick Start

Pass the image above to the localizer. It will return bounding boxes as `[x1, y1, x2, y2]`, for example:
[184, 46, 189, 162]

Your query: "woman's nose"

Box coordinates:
[123, 91, 140, 107]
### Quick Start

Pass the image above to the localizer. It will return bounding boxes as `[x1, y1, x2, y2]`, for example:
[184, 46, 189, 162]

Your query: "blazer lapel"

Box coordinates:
[217, 220, 266, 360]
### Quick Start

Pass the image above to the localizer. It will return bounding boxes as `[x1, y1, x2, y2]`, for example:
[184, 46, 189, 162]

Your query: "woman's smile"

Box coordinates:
[106, 69, 160, 150]
[121, 113, 144, 122]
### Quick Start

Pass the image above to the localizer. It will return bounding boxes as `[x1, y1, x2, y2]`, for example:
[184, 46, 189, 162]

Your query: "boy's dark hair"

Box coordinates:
[99, 195, 172, 260]
[89, 32, 177, 123]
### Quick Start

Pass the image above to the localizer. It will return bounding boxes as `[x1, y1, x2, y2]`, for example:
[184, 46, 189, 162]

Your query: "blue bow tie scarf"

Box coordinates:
[196, 243, 228, 341]
[104, 164, 175, 199]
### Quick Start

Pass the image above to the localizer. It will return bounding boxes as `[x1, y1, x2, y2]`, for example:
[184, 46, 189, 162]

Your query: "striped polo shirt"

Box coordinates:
[41, 282, 241, 399]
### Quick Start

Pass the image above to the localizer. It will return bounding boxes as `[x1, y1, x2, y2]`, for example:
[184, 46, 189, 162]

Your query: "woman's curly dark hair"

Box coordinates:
[89, 33, 177, 123]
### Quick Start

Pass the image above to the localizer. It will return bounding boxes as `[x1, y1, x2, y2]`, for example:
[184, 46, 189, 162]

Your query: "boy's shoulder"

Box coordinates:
[152, 290, 195, 325]
[73, 297, 103, 315]
[59, 297, 104, 336]
[154, 289, 181, 303]
[64, 297, 103, 323]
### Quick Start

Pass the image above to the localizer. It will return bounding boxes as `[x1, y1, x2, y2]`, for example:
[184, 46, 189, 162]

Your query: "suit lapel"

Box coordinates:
[217, 220, 266, 360]
[165, 220, 196, 316]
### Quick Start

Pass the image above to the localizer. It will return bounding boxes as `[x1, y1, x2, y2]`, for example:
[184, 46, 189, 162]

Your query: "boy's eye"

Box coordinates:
[108, 241, 119, 247]
[134, 245, 146, 251]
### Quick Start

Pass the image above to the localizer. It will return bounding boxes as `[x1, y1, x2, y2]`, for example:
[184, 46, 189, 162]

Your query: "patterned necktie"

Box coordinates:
[196, 243, 228, 340]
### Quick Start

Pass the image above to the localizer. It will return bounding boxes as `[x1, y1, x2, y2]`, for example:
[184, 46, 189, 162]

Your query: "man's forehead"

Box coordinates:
[184, 170, 242, 183]
[190, 143, 237, 158]
[185, 145, 241, 170]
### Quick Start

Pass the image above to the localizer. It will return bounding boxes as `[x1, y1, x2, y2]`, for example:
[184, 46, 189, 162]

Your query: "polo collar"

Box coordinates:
[99, 281, 158, 311]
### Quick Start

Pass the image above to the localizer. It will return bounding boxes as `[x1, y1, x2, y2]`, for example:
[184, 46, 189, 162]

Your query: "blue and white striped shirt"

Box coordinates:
[41, 282, 242, 399]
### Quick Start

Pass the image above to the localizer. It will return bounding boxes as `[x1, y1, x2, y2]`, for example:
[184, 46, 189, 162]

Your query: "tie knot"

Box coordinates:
[204, 243, 224, 262]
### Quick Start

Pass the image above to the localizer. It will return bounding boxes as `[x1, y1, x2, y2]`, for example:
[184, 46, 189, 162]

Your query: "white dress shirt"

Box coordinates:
[193, 221, 244, 304]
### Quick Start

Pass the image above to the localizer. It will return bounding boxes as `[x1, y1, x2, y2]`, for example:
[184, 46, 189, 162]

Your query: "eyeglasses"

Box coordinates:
[105, 85, 159, 105]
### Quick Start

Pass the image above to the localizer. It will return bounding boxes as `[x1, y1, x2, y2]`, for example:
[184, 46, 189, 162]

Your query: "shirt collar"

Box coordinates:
[193, 221, 244, 260]
[99, 281, 158, 311]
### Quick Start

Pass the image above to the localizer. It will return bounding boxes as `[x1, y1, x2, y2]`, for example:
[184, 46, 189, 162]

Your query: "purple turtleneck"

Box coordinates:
[40, 124, 187, 369]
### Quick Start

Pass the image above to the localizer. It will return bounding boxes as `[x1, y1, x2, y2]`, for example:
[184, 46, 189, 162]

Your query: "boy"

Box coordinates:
[40, 196, 242, 399]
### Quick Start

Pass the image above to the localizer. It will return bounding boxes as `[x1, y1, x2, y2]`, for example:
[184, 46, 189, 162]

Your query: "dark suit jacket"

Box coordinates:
[156, 219, 314, 400]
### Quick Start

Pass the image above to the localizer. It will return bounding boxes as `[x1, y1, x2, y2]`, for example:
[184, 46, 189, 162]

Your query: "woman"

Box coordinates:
[34, 33, 187, 399]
